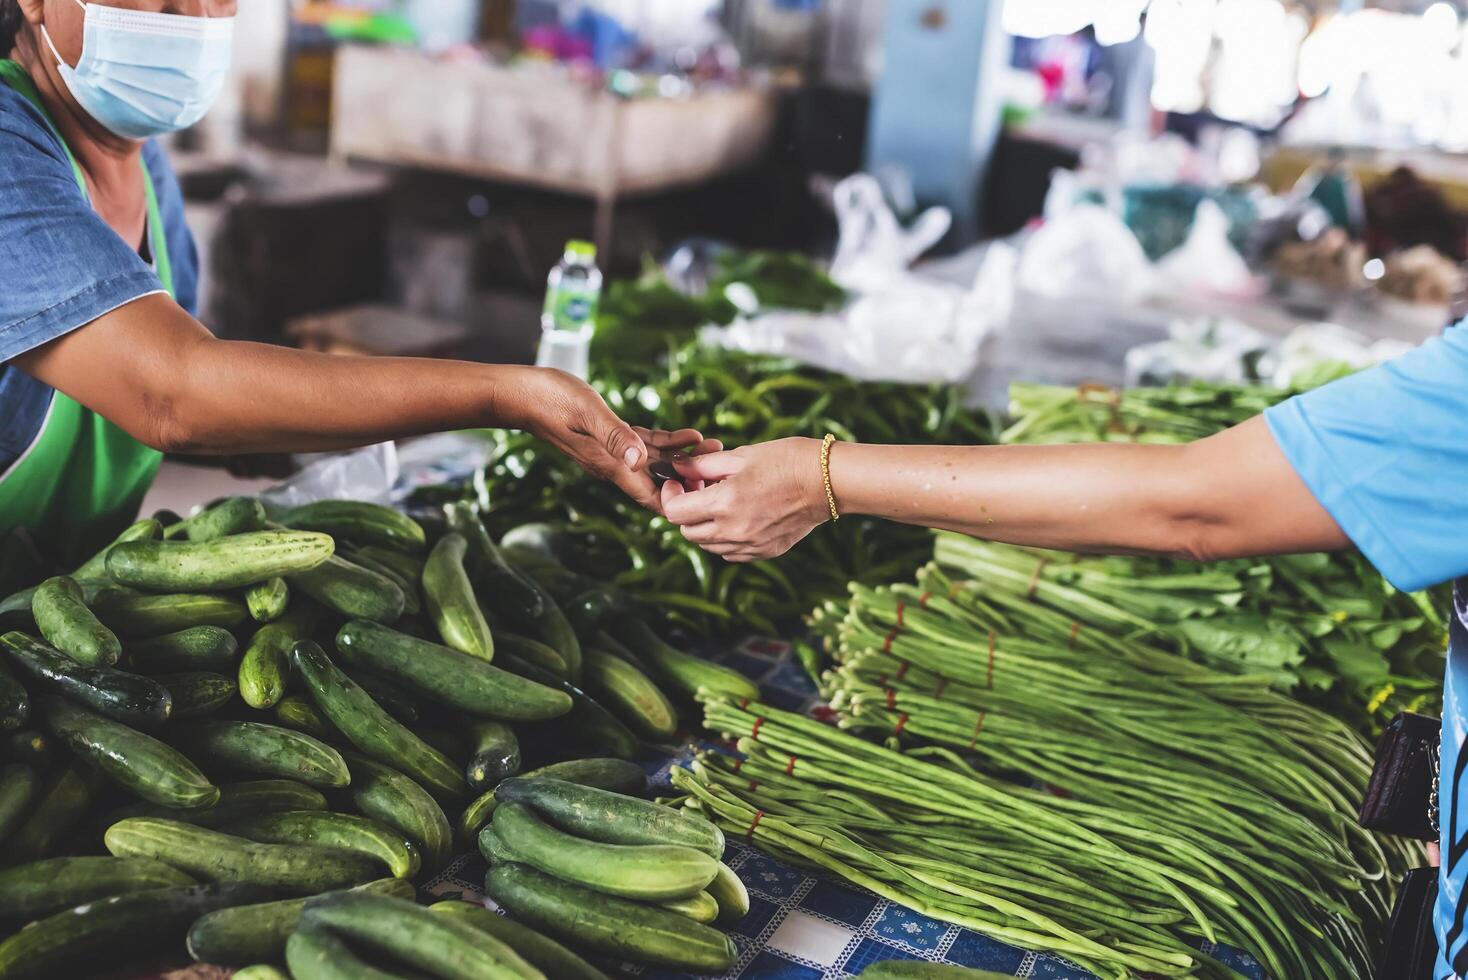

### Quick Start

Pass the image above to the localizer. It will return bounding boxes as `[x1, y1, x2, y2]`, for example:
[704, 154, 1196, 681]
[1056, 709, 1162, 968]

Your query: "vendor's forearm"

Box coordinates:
[15, 294, 546, 455]
[827, 418, 1351, 560]
[167, 337, 542, 455]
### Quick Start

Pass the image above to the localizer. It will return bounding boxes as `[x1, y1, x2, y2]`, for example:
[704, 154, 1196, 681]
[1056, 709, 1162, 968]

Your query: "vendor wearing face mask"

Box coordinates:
[0, 1, 707, 576]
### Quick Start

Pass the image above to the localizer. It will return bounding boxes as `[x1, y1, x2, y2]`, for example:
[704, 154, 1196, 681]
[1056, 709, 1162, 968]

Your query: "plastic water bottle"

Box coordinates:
[536, 240, 602, 381]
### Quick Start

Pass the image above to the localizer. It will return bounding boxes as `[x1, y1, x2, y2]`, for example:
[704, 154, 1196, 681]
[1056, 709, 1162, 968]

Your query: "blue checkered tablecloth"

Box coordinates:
[429, 637, 1265, 980]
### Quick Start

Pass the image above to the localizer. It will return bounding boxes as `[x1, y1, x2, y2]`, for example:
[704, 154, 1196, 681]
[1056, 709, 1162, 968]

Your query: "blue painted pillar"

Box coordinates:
[866, 0, 1009, 243]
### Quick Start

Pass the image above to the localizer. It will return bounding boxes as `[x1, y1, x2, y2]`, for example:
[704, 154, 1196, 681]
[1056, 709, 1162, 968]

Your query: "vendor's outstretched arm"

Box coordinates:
[14, 293, 706, 512]
[661, 418, 1349, 562]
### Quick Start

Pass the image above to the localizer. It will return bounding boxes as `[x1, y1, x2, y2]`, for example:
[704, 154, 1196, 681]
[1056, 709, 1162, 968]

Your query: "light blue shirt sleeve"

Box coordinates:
[1264, 321, 1468, 593]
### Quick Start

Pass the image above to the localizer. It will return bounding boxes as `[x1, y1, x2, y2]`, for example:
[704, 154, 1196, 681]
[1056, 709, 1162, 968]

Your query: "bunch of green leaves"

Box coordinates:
[589, 248, 845, 367]
[455, 339, 992, 635]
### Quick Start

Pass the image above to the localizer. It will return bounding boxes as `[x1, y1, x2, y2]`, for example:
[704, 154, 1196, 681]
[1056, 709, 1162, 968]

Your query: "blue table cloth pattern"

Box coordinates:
[426, 636, 1266, 980]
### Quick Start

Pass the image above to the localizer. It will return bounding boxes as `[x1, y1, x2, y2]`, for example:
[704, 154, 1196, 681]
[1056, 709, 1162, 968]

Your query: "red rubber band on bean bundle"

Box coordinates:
[750, 717, 765, 741]
[746, 811, 765, 838]
[885, 688, 897, 710]
[1068, 621, 1082, 649]
[895, 661, 910, 681]
[785, 755, 797, 775]
[894, 713, 910, 735]
[896, 601, 907, 626]
[883, 627, 901, 653]
[918, 591, 932, 608]
[968, 712, 987, 748]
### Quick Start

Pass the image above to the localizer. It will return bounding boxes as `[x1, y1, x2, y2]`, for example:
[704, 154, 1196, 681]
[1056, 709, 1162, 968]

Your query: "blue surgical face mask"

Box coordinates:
[43, 0, 235, 141]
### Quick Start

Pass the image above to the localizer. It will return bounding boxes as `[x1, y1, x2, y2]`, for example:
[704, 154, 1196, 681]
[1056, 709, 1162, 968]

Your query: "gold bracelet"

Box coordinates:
[820, 433, 840, 522]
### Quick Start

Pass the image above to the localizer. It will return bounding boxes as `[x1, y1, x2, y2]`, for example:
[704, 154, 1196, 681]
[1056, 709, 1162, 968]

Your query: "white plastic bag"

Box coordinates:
[1016, 202, 1153, 304]
[1124, 316, 1270, 386]
[828, 173, 952, 292]
[1155, 200, 1257, 298]
[260, 443, 400, 511]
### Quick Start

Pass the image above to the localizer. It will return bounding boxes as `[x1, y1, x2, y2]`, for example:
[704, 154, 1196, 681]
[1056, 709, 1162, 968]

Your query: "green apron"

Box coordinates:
[0, 60, 171, 569]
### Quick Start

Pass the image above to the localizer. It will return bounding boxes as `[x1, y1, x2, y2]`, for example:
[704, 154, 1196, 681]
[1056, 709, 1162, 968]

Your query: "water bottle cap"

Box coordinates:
[566, 240, 597, 261]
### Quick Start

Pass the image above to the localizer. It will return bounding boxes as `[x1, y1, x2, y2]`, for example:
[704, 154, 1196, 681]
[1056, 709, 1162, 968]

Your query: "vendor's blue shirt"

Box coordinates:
[0, 80, 198, 474]
[1265, 321, 1468, 979]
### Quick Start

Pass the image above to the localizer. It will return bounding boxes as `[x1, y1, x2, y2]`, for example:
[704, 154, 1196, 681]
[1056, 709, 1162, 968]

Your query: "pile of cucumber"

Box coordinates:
[479, 776, 746, 974]
[0, 496, 753, 978]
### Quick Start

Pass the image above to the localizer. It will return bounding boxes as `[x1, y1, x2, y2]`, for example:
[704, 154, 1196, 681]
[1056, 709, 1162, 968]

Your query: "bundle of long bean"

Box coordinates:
[998, 385, 1447, 730]
[800, 564, 1419, 978]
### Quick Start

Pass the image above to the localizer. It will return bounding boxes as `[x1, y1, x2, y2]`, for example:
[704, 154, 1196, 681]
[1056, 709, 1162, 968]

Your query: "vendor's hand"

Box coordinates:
[659, 437, 829, 562]
[516, 368, 715, 513]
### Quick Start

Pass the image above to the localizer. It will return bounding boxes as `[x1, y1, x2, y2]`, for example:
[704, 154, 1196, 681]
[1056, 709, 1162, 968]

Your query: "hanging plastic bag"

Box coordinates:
[1016, 202, 1153, 304]
[1155, 199, 1258, 298]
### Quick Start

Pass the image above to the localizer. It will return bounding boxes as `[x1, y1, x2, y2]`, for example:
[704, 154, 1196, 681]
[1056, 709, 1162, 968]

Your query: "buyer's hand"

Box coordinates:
[518, 368, 715, 513]
[659, 437, 830, 562]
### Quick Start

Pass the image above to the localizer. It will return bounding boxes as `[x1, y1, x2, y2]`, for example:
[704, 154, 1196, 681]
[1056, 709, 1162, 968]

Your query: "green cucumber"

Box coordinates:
[0, 856, 196, 919]
[31, 576, 121, 667]
[0, 883, 273, 980]
[498, 653, 639, 760]
[178, 720, 349, 788]
[298, 891, 541, 980]
[462, 719, 520, 792]
[423, 534, 494, 661]
[0, 731, 51, 769]
[42, 696, 216, 808]
[430, 901, 611, 980]
[660, 889, 718, 924]
[108, 531, 334, 592]
[494, 777, 724, 858]
[477, 824, 515, 864]
[0, 660, 27, 731]
[494, 632, 568, 679]
[154, 672, 236, 718]
[343, 752, 452, 872]
[343, 668, 421, 725]
[125, 625, 239, 673]
[581, 646, 677, 740]
[2, 632, 170, 728]
[166, 496, 268, 542]
[245, 577, 290, 623]
[238, 608, 315, 709]
[604, 617, 759, 702]
[353, 546, 425, 587]
[344, 552, 421, 617]
[189, 877, 414, 966]
[447, 505, 582, 681]
[485, 862, 736, 972]
[72, 518, 162, 580]
[292, 641, 463, 801]
[274, 696, 338, 742]
[290, 555, 405, 624]
[335, 621, 570, 722]
[232, 966, 292, 980]
[277, 500, 426, 554]
[94, 590, 247, 636]
[224, 810, 420, 879]
[0, 766, 100, 865]
[286, 926, 418, 980]
[490, 801, 717, 901]
[96, 779, 328, 831]
[707, 861, 750, 924]
[0, 765, 38, 846]
[105, 818, 378, 894]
